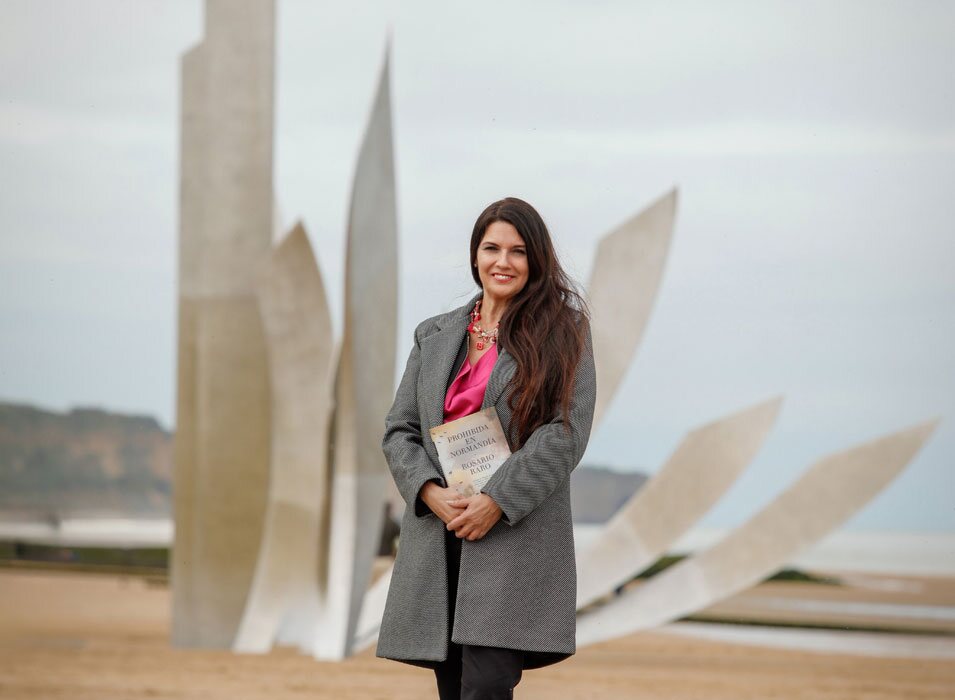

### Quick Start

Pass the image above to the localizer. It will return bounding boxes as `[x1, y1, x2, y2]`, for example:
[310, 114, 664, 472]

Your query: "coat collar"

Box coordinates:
[419, 291, 517, 431]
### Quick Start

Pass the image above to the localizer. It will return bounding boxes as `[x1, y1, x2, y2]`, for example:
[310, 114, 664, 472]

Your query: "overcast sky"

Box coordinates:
[1, 0, 952, 533]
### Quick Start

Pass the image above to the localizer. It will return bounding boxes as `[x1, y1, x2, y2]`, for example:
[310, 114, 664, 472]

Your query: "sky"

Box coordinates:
[0, 0, 953, 534]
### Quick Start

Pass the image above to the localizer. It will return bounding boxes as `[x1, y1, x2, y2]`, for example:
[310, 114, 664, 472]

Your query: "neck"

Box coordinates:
[479, 292, 508, 327]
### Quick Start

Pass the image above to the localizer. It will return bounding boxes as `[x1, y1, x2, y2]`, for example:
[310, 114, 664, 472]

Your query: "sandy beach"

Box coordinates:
[1, 568, 953, 700]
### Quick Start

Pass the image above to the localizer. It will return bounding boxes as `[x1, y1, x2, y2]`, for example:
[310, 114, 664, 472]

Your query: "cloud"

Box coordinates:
[0, 102, 168, 148]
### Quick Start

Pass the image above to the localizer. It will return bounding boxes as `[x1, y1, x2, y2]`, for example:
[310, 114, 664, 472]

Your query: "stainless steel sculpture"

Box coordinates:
[575, 397, 782, 609]
[576, 420, 940, 646]
[320, 50, 398, 660]
[172, 0, 275, 649]
[232, 54, 395, 660]
[588, 189, 677, 428]
[233, 222, 336, 653]
[172, 0, 397, 658]
[171, 0, 940, 661]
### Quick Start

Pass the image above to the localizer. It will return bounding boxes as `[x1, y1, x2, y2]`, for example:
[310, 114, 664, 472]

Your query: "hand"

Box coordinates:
[420, 481, 467, 525]
[446, 493, 503, 541]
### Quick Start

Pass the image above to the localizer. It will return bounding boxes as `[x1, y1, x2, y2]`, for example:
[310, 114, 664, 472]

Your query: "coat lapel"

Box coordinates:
[418, 302, 470, 432]
[418, 292, 518, 432]
[481, 347, 516, 411]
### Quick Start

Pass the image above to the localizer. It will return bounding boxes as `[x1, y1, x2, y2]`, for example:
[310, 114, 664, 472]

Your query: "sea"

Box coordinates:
[1, 517, 953, 577]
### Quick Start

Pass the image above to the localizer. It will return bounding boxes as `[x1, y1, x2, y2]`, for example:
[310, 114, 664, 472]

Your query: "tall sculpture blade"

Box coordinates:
[172, 0, 276, 649]
[320, 47, 398, 660]
[233, 223, 336, 653]
[588, 190, 677, 428]
[576, 420, 940, 646]
[576, 397, 782, 609]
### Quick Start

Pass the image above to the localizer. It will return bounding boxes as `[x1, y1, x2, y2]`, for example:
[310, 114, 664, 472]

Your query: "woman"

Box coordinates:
[377, 197, 597, 699]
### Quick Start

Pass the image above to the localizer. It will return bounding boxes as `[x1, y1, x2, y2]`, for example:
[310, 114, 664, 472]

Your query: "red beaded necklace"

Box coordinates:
[467, 298, 499, 351]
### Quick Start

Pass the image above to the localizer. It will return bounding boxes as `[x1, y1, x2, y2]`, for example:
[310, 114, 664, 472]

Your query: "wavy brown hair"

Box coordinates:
[470, 197, 589, 448]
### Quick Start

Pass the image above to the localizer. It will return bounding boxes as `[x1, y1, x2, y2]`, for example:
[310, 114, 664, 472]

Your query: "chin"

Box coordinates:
[492, 287, 523, 301]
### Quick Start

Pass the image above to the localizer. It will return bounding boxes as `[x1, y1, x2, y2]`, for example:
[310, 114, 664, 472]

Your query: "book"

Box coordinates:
[429, 406, 512, 497]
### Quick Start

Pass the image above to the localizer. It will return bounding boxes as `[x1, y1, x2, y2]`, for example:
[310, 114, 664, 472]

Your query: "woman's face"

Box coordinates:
[475, 221, 529, 303]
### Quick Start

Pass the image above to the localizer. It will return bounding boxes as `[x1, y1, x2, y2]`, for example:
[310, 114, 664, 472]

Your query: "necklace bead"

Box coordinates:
[469, 299, 498, 348]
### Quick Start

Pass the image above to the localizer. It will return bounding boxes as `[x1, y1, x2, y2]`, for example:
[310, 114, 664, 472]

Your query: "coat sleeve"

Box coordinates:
[480, 319, 597, 526]
[382, 322, 445, 518]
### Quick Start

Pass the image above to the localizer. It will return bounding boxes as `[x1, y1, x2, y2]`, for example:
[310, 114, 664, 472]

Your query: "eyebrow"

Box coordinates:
[482, 241, 526, 249]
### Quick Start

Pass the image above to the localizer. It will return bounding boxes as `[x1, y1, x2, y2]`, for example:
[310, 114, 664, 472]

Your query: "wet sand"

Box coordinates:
[1, 568, 953, 699]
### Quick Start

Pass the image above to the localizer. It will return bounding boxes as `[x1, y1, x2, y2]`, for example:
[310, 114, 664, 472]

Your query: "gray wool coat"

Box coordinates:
[376, 294, 597, 669]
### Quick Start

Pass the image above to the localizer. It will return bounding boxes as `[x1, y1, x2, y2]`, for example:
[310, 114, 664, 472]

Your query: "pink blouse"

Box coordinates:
[442, 344, 499, 423]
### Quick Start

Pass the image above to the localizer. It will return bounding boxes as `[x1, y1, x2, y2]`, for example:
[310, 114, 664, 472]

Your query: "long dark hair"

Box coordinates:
[470, 197, 589, 448]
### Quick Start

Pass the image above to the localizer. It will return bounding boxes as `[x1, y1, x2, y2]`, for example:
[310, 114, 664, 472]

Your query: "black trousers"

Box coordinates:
[434, 527, 524, 700]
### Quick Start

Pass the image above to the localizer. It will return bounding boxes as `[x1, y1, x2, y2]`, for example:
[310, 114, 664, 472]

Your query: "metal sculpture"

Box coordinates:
[170, 0, 940, 661]
[576, 420, 940, 646]
[588, 189, 677, 427]
[172, 0, 275, 649]
[233, 222, 336, 653]
[576, 397, 782, 609]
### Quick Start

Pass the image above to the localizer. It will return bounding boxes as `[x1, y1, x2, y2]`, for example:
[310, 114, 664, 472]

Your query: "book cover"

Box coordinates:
[429, 406, 512, 497]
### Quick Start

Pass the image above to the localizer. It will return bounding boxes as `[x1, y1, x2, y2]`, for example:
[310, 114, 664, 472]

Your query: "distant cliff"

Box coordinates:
[0, 400, 647, 524]
[570, 465, 648, 523]
[0, 401, 172, 518]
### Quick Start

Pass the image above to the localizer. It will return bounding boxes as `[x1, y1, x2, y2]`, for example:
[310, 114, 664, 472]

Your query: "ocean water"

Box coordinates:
[2, 518, 953, 576]
[0, 518, 172, 548]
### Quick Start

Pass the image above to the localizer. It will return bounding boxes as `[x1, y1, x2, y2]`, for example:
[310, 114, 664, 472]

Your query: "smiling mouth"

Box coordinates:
[492, 273, 514, 281]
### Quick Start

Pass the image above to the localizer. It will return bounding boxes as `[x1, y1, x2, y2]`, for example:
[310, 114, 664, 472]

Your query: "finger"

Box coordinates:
[450, 519, 473, 536]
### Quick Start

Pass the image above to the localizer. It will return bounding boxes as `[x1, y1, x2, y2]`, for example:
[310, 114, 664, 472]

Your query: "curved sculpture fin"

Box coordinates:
[321, 44, 399, 660]
[576, 419, 941, 647]
[588, 189, 678, 429]
[576, 397, 782, 609]
[233, 222, 335, 653]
